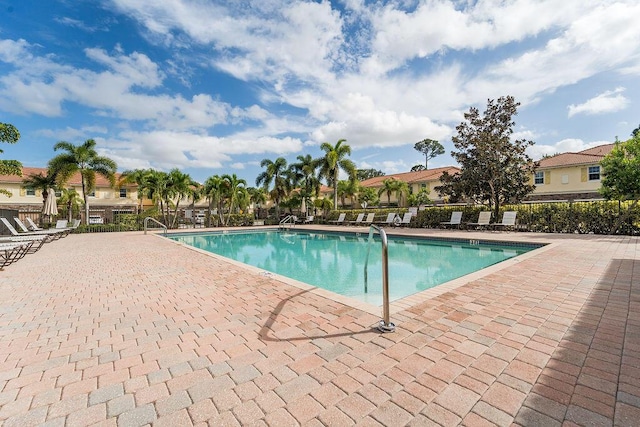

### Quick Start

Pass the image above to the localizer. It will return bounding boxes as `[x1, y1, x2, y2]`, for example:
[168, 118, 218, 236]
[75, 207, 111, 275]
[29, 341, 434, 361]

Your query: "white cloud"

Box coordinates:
[36, 126, 108, 140]
[568, 87, 629, 118]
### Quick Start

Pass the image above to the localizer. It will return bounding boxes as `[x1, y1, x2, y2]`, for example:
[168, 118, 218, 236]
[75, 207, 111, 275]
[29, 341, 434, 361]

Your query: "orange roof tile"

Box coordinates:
[360, 166, 460, 187]
[538, 143, 614, 168]
[0, 166, 126, 187]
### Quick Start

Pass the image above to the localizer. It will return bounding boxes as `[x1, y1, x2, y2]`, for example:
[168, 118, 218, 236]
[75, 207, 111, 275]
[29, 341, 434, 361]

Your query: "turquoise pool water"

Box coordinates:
[168, 230, 538, 305]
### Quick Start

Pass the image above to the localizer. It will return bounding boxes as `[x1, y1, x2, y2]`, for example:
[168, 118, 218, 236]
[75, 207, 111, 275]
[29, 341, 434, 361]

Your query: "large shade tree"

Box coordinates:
[318, 139, 356, 210]
[437, 96, 536, 221]
[49, 139, 117, 225]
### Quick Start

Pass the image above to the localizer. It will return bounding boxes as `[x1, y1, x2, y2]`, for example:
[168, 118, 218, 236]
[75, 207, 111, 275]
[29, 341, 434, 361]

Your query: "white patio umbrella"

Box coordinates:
[300, 197, 307, 216]
[42, 188, 58, 218]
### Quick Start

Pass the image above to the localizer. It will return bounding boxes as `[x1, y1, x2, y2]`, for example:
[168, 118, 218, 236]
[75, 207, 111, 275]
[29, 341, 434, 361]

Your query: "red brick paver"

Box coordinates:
[0, 229, 638, 426]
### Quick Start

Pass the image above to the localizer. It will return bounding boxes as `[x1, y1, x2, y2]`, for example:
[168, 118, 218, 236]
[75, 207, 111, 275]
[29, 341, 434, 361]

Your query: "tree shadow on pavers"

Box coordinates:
[514, 258, 639, 427]
[258, 288, 382, 342]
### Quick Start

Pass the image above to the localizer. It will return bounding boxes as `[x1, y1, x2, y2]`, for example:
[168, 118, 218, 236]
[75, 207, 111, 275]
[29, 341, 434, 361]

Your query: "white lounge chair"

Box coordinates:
[329, 213, 346, 225]
[0, 241, 34, 269]
[302, 216, 314, 224]
[398, 212, 413, 227]
[350, 213, 365, 225]
[440, 211, 463, 228]
[2, 217, 68, 239]
[493, 211, 517, 230]
[377, 213, 398, 226]
[466, 211, 491, 229]
[363, 213, 375, 225]
[25, 217, 44, 231]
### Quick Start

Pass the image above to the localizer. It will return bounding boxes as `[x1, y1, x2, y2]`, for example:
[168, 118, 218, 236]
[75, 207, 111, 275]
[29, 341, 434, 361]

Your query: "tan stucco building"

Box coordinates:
[527, 144, 614, 201]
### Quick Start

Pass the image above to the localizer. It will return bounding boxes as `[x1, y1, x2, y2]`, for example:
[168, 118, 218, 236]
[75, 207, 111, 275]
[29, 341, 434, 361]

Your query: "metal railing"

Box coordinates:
[143, 217, 167, 236]
[279, 215, 296, 229]
[364, 224, 395, 333]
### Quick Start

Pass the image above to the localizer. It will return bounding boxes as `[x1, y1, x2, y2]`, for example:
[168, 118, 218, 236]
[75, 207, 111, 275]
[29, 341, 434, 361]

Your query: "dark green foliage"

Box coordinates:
[357, 168, 385, 180]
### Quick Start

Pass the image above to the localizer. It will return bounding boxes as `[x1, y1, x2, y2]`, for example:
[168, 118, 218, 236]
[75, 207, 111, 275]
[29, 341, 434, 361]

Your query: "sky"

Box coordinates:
[1, 0, 639, 185]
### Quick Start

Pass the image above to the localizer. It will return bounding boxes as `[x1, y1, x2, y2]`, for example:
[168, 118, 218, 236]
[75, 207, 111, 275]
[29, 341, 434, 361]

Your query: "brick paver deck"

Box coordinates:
[0, 228, 638, 426]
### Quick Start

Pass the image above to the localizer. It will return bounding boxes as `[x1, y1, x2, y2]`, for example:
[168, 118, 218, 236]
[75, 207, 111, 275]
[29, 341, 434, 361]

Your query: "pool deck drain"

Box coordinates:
[0, 227, 638, 426]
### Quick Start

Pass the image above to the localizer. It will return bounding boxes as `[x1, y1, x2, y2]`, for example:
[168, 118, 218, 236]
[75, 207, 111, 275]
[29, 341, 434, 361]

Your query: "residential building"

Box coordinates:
[319, 166, 460, 207]
[0, 167, 139, 223]
[527, 144, 614, 201]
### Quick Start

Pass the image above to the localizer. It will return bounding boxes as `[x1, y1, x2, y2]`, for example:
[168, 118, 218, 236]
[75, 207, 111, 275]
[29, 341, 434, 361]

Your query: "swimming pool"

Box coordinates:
[168, 229, 539, 306]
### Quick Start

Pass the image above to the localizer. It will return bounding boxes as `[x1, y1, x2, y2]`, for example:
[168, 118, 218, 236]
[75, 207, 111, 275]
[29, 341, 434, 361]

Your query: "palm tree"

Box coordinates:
[48, 139, 117, 225]
[256, 157, 289, 217]
[142, 170, 171, 222]
[394, 180, 410, 207]
[221, 173, 247, 225]
[314, 197, 333, 219]
[119, 168, 154, 213]
[318, 139, 356, 209]
[165, 169, 197, 228]
[58, 188, 83, 222]
[378, 178, 402, 206]
[204, 175, 224, 226]
[247, 187, 267, 219]
[22, 170, 58, 206]
[337, 179, 359, 208]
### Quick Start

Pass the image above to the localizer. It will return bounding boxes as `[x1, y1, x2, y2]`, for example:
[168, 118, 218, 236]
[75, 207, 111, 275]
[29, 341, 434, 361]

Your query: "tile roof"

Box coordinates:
[0, 166, 125, 187]
[360, 166, 460, 187]
[538, 143, 614, 168]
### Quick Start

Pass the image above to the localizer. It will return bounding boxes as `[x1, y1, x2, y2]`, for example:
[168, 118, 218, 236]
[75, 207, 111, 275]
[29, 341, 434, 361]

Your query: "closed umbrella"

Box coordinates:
[43, 188, 58, 219]
[300, 197, 307, 217]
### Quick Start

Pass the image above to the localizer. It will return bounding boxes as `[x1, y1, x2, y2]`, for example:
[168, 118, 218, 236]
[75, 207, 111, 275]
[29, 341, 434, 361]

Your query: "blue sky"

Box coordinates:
[1, 0, 639, 185]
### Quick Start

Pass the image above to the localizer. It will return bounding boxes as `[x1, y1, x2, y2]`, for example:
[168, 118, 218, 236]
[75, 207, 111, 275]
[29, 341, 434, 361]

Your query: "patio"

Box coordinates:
[0, 228, 638, 426]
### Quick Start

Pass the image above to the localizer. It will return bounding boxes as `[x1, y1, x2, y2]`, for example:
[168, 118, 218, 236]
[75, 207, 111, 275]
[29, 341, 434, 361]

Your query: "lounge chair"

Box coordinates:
[493, 211, 517, 230]
[363, 213, 375, 225]
[440, 211, 463, 228]
[25, 217, 44, 231]
[0, 241, 34, 269]
[398, 212, 413, 227]
[466, 211, 491, 229]
[1, 217, 68, 239]
[376, 213, 398, 226]
[0, 235, 51, 254]
[329, 213, 346, 225]
[349, 213, 365, 225]
[302, 216, 314, 224]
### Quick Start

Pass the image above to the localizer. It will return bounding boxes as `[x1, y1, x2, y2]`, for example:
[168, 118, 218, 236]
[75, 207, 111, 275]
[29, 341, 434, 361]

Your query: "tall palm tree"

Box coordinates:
[256, 157, 289, 217]
[247, 187, 267, 219]
[318, 139, 356, 209]
[48, 139, 117, 225]
[204, 175, 224, 226]
[165, 169, 197, 228]
[337, 179, 359, 208]
[221, 173, 247, 226]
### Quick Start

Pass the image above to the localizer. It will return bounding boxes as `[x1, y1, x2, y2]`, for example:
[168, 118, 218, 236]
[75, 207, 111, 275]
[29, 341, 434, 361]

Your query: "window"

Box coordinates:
[119, 188, 127, 198]
[561, 174, 569, 184]
[26, 187, 35, 196]
[588, 166, 600, 181]
[88, 190, 96, 197]
[534, 171, 544, 185]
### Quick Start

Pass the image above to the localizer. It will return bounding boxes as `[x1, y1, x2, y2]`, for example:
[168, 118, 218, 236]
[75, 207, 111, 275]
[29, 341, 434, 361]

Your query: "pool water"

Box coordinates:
[169, 230, 537, 306]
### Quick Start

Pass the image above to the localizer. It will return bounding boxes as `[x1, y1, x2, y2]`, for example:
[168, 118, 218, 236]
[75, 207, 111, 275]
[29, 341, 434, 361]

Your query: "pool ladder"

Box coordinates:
[279, 215, 296, 229]
[364, 225, 395, 333]
[143, 217, 167, 236]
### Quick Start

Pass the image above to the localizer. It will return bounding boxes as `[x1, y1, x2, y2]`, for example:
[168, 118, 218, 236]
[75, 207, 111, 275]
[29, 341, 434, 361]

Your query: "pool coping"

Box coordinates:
[160, 227, 556, 319]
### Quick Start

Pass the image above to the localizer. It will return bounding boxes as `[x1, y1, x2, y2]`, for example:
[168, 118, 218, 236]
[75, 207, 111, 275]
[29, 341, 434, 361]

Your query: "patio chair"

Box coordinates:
[376, 213, 399, 226]
[363, 213, 375, 225]
[440, 211, 463, 228]
[398, 212, 413, 227]
[466, 211, 491, 229]
[493, 211, 517, 230]
[0, 241, 34, 269]
[1, 217, 67, 239]
[349, 213, 365, 225]
[25, 217, 44, 231]
[0, 234, 51, 254]
[302, 216, 314, 224]
[329, 213, 346, 225]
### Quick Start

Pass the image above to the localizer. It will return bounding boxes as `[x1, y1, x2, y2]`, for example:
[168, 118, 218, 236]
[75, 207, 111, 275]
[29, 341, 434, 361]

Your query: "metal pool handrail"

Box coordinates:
[365, 224, 395, 333]
[144, 217, 167, 236]
[279, 215, 296, 229]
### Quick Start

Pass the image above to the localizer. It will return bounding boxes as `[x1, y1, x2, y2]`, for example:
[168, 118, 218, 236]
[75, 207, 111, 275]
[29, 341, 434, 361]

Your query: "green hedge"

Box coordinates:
[331, 201, 640, 235]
